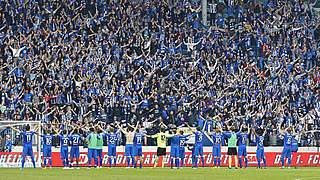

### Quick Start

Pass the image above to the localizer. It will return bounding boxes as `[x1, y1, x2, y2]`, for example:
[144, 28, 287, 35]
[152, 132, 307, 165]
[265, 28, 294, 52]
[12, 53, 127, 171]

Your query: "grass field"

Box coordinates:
[0, 167, 319, 180]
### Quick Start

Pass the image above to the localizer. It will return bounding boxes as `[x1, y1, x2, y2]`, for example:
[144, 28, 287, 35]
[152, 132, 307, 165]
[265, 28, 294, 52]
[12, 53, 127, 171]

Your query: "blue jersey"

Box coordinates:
[134, 133, 144, 147]
[22, 131, 35, 146]
[42, 134, 53, 148]
[171, 135, 180, 147]
[212, 133, 223, 147]
[59, 135, 69, 147]
[107, 133, 118, 146]
[70, 134, 81, 146]
[283, 133, 293, 148]
[237, 132, 248, 146]
[179, 135, 189, 148]
[256, 135, 264, 149]
[194, 131, 203, 145]
[205, 120, 214, 132]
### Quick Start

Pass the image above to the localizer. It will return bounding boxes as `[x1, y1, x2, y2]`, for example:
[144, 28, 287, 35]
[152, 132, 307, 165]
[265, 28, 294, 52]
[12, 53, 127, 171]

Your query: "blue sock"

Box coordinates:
[201, 157, 204, 167]
[263, 157, 266, 167]
[113, 158, 116, 167]
[134, 159, 137, 168]
[109, 158, 112, 168]
[244, 157, 248, 168]
[217, 158, 221, 166]
[140, 161, 142, 168]
[131, 157, 135, 166]
[176, 158, 180, 168]
[257, 159, 261, 168]
[95, 157, 98, 167]
[31, 157, 36, 168]
[239, 157, 243, 168]
[44, 158, 47, 167]
[214, 158, 217, 166]
[281, 157, 285, 167]
[170, 158, 174, 168]
[49, 159, 52, 167]
[65, 158, 69, 167]
[288, 157, 291, 166]
[181, 158, 184, 167]
[88, 158, 91, 167]
[191, 156, 195, 167]
[100, 157, 103, 167]
[22, 156, 26, 168]
[195, 157, 198, 167]
[127, 157, 130, 167]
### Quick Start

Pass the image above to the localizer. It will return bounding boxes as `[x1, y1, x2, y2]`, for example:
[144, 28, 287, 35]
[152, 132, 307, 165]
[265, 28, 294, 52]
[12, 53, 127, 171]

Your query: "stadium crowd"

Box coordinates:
[0, 0, 319, 147]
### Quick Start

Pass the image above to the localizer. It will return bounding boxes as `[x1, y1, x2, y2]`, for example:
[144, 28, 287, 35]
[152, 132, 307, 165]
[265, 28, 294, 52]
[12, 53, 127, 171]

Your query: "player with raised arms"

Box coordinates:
[185, 123, 205, 168]
[169, 129, 180, 169]
[178, 130, 191, 168]
[223, 126, 238, 169]
[42, 128, 54, 168]
[133, 128, 146, 168]
[252, 126, 268, 169]
[57, 129, 71, 169]
[279, 126, 295, 168]
[208, 126, 224, 168]
[236, 124, 250, 168]
[105, 127, 119, 168]
[117, 122, 139, 168]
[10, 124, 38, 169]
[147, 127, 174, 168]
[96, 127, 105, 168]
[87, 127, 98, 168]
[69, 128, 82, 169]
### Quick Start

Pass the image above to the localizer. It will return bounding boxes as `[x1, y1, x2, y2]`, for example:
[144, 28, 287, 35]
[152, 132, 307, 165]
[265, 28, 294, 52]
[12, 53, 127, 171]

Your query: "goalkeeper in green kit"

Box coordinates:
[96, 128, 105, 168]
[87, 127, 98, 168]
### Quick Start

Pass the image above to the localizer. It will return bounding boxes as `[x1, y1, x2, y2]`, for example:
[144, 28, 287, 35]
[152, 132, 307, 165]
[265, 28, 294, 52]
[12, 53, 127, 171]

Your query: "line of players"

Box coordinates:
[10, 122, 298, 169]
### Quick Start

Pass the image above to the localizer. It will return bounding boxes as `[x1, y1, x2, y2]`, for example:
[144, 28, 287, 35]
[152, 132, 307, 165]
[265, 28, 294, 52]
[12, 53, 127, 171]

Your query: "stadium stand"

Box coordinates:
[0, 0, 319, 148]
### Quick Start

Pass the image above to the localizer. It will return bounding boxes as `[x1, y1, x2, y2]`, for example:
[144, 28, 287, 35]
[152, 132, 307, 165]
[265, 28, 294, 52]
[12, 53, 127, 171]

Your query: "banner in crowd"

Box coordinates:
[0, 147, 319, 167]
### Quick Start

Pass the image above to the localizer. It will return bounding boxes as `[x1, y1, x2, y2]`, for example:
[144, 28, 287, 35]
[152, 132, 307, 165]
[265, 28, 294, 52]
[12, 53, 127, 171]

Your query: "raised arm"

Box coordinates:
[9, 126, 22, 133]
[184, 122, 196, 133]
[116, 123, 127, 134]
[251, 127, 258, 137]
[262, 127, 268, 137]
[134, 121, 139, 133]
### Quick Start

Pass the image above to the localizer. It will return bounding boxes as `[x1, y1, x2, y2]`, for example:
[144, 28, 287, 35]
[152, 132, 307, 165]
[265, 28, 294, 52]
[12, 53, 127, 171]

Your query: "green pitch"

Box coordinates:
[0, 167, 319, 180]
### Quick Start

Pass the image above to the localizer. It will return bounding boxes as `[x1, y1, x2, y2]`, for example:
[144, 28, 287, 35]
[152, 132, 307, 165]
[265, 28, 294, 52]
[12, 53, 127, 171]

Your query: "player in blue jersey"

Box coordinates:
[170, 130, 180, 169]
[11, 124, 37, 169]
[252, 127, 267, 169]
[58, 129, 70, 169]
[185, 123, 205, 168]
[42, 129, 54, 168]
[178, 130, 191, 168]
[106, 127, 118, 168]
[69, 128, 82, 169]
[203, 115, 214, 132]
[279, 126, 295, 168]
[209, 127, 224, 168]
[133, 129, 145, 168]
[236, 124, 250, 168]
